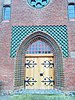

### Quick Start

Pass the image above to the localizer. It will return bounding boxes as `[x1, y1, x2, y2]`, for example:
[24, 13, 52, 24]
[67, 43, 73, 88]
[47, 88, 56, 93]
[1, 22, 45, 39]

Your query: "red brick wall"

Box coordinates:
[0, 23, 14, 90]
[11, 0, 68, 26]
[0, 0, 75, 91]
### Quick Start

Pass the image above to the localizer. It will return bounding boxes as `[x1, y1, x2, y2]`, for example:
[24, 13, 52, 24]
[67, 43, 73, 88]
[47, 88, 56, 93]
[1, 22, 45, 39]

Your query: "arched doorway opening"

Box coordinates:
[15, 31, 63, 90]
[24, 39, 54, 89]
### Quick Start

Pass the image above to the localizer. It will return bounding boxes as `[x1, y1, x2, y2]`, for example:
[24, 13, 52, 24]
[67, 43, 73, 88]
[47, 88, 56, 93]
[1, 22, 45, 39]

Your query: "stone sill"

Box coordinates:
[2, 20, 10, 23]
[69, 19, 75, 21]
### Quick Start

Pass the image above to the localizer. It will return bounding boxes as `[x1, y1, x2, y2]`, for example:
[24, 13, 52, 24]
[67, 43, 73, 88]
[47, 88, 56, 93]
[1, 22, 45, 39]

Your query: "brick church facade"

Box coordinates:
[0, 0, 75, 93]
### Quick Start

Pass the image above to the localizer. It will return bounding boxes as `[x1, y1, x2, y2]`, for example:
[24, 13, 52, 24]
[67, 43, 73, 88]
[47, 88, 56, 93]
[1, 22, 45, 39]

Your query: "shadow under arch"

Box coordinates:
[15, 31, 64, 90]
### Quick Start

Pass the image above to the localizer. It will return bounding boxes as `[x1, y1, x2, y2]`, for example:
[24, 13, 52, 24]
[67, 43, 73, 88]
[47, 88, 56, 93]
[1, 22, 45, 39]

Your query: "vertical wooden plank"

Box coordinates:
[33, 57, 38, 89]
[49, 57, 54, 89]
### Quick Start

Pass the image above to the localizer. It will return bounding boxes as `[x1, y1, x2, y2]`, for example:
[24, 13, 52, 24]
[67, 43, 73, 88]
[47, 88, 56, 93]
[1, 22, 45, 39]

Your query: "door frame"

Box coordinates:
[25, 54, 54, 57]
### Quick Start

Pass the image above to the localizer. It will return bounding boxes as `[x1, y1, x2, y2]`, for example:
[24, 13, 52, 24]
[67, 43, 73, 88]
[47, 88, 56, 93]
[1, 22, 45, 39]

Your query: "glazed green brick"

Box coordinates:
[10, 25, 68, 58]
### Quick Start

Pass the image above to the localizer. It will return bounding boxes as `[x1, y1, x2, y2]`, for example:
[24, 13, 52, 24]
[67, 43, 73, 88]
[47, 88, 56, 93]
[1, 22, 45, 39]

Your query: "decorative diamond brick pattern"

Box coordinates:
[10, 25, 68, 57]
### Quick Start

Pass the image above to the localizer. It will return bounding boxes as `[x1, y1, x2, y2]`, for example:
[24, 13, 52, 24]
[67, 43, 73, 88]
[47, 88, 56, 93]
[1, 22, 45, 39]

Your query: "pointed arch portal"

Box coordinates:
[15, 31, 64, 90]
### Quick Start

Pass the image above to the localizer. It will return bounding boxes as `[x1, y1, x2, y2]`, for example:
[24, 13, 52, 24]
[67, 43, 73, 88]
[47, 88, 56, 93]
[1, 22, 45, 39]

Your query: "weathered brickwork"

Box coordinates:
[0, 0, 75, 91]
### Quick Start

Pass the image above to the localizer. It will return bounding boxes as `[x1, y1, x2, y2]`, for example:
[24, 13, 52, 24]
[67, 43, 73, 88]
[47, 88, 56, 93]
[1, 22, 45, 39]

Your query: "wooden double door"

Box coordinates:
[24, 54, 54, 89]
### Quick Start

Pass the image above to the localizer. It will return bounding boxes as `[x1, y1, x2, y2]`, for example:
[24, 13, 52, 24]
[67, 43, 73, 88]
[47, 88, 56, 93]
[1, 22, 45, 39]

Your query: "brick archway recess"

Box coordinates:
[15, 31, 64, 90]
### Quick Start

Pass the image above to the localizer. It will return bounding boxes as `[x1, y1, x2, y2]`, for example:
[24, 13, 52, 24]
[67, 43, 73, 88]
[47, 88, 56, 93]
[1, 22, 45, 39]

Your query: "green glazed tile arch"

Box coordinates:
[10, 25, 69, 58]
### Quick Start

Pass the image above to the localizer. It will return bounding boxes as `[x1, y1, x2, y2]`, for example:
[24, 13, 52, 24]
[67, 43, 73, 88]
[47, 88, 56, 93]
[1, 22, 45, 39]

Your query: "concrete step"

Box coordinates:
[14, 89, 64, 95]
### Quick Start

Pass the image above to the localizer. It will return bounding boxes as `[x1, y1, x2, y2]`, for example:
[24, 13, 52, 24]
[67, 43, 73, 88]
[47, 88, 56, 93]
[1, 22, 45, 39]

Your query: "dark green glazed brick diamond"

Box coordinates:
[10, 25, 68, 58]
